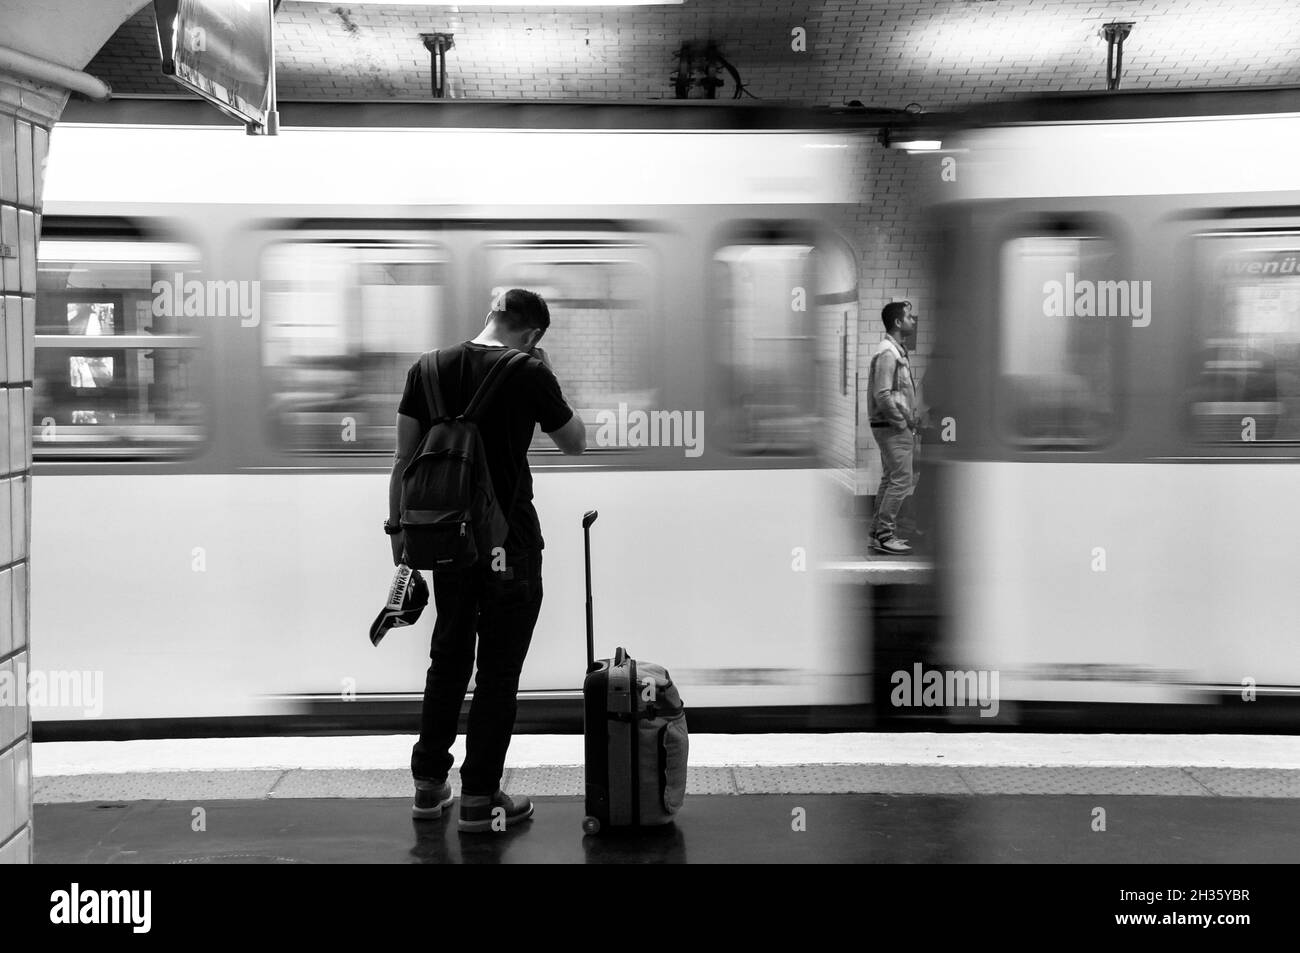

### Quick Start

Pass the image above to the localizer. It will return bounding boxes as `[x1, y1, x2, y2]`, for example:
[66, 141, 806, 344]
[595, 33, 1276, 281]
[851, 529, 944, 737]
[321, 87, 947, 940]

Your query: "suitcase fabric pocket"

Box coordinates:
[657, 713, 688, 815]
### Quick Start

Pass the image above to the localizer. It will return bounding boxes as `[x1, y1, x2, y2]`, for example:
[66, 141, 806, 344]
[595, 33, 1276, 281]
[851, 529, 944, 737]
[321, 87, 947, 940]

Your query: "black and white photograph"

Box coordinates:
[0, 0, 1296, 920]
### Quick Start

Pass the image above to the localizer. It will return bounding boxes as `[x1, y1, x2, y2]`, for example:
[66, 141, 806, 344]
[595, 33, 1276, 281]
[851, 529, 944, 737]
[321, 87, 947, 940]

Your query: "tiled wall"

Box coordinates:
[0, 77, 60, 866]
[90, 1, 1300, 103]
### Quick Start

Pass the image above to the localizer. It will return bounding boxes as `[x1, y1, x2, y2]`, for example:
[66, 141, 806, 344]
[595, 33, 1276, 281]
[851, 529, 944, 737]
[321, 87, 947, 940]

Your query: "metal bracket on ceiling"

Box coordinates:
[1103, 22, 1134, 91]
[421, 32, 455, 98]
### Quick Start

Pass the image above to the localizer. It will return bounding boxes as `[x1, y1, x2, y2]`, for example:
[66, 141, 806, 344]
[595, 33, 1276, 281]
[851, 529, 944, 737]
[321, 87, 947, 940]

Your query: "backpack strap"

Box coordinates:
[463, 349, 531, 422]
[419, 350, 447, 422]
[467, 348, 537, 545]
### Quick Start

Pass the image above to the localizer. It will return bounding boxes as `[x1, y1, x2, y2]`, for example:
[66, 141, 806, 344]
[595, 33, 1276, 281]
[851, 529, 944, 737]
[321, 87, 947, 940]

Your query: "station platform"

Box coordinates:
[30, 733, 1300, 864]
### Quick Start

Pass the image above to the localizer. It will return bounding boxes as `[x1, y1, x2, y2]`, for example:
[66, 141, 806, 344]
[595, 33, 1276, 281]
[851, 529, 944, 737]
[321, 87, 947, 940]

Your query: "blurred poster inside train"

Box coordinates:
[153, 0, 272, 126]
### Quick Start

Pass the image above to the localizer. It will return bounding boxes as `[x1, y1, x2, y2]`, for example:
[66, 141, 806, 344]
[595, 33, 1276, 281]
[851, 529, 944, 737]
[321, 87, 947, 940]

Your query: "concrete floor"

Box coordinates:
[34, 793, 1300, 864]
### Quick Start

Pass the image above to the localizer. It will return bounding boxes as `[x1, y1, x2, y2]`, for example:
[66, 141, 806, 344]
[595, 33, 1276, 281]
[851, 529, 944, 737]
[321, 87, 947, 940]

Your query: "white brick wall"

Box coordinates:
[0, 77, 52, 865]
[89, 1, 1300, 118]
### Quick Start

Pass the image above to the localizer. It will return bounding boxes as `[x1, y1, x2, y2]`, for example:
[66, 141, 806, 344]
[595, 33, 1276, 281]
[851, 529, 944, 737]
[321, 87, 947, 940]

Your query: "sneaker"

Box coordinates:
[412, 779, 454, 820]
[458, 789, 535, 833]
[871, 535, 912, 555]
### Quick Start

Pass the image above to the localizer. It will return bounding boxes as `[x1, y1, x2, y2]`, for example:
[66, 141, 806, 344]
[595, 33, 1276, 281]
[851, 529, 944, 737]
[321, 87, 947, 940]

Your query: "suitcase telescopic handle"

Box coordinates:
[583, 510, 598, 672]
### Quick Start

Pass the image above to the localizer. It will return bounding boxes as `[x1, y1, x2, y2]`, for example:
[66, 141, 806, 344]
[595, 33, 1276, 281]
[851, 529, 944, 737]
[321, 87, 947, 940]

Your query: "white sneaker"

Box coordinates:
[871, 535, 912, 555]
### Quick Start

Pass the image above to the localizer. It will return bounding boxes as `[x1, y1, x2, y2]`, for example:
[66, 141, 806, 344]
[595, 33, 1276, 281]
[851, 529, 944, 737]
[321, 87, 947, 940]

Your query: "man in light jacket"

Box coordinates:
[867, 300, 919, 555]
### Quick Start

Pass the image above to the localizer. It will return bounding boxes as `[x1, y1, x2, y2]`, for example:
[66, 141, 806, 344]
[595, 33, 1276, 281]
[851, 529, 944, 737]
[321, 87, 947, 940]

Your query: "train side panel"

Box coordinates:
[933, 101, 1300, 713]
[29, 110, 866, 728]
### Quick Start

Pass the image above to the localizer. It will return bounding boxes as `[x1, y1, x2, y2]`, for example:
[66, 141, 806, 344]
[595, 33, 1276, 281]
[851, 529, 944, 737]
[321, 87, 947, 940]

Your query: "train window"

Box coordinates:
[484, 243, 656, 453]
[714, 242, 818, 455]
[998, 235, 1119, 447]
[811, 237, 859, 400]
[261, 240, 448, 453]
[1188, 236, 1300, 443]
[33, 240, 206, 459]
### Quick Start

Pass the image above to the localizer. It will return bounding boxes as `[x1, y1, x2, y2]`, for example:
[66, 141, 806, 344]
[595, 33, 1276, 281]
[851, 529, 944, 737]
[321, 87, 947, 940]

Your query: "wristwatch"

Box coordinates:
[383, 520, 402, 535]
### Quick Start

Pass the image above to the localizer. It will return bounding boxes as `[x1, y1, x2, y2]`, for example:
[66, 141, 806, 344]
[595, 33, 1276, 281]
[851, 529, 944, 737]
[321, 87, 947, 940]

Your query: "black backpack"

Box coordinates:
[400, 347, 530, 572]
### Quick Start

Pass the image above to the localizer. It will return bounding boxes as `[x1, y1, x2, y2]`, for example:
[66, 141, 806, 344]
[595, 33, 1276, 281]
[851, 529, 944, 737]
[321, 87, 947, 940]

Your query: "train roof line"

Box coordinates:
[59, 94, 872, 131]
[917, 84, 1300, 131]
[59, 85, 1300, 134]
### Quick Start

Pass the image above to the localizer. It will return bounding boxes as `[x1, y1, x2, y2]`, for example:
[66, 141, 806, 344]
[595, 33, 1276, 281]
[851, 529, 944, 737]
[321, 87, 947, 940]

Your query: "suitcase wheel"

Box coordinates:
[582, 816, 601, 835]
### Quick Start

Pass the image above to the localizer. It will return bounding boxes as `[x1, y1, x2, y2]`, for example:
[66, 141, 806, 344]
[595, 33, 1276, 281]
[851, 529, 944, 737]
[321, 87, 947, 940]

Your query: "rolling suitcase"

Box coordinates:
[580, 510, 688, 835]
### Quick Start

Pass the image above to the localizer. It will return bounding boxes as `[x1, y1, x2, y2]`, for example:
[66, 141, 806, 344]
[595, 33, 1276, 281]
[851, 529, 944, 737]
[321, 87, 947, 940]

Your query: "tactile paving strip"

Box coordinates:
[685, 766, 739, 795]
[269, 769, 454, 799]
[1184, 768, 1300, 798]
[31, 764, 1300, 802]
[733, 765, 972, 795]
[956, 766, 1209, 796]
[34, 770, 284, 803]
[502, 766, 584, 796]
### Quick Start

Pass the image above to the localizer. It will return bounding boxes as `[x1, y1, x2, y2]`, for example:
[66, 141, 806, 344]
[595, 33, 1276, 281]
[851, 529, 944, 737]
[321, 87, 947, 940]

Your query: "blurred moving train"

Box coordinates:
[926, 86, 1300, 726]
[28, 98, 867, 732]
[26, 87, 1300, 737]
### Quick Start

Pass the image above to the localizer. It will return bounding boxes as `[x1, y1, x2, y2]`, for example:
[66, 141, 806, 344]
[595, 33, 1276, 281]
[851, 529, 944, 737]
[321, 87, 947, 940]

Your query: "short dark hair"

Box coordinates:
[491, 288, 550, 333]
[881, 300, 911, 332]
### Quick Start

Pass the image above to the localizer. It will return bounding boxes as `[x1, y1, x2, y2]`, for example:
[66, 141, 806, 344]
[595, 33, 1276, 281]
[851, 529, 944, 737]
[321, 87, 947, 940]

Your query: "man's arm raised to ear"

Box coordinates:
[548, 412, 587, 455]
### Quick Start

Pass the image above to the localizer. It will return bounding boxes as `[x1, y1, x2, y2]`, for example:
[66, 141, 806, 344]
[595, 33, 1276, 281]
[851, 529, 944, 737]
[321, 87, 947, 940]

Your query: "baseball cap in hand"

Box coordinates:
[369, 563, 429, 646]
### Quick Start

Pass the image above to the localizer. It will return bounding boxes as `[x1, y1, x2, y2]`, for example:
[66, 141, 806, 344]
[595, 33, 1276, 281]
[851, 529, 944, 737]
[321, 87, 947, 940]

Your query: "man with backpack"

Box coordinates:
[385, 288, 587, 831]
[867, 300, 920, 556]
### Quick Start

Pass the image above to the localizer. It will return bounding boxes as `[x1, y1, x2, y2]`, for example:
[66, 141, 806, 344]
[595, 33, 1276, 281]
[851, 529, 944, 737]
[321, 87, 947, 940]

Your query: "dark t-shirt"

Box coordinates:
[397, 342, 573, 551]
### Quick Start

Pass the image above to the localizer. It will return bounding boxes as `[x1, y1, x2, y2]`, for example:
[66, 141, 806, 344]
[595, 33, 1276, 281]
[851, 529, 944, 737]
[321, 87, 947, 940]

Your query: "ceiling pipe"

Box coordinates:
[0, 44, 112, 101]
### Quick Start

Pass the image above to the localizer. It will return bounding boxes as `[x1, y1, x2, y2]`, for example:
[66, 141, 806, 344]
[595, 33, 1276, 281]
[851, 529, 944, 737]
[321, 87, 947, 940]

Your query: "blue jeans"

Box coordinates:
[411, 548, 543, 795]
[871, 427, 917, 540]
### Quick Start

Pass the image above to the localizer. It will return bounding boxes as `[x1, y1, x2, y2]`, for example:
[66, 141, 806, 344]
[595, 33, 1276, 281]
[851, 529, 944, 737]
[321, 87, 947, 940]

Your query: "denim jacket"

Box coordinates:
[868, 335, 917, 432]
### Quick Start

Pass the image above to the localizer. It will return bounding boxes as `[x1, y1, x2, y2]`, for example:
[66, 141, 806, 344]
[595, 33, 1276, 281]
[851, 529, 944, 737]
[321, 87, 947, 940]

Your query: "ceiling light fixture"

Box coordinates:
[874, 104, 943, 153]
[892, 137, 942, 152]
